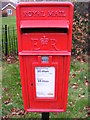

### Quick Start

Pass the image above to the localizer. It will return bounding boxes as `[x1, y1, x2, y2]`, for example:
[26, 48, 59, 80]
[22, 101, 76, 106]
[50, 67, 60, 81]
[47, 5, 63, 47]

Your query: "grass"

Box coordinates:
[2, 16, 17, 28]
[2, 59, 88, 119]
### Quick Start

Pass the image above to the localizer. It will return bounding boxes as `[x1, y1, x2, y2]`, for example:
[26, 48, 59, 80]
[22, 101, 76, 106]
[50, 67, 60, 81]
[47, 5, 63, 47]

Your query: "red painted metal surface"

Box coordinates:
[16, 2, 73, 112]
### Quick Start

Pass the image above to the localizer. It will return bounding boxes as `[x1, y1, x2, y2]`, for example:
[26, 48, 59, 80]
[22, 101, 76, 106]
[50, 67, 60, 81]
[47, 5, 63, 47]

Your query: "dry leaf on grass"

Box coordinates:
[17, 93, 19, 97]
[11, 108, 24, 116]
[86, 106, 90, 117]
[78, 94, 85, 98]
[84, 80, 88, 86]
[71, 73, 76, 78]
[72, 83, 79, 89]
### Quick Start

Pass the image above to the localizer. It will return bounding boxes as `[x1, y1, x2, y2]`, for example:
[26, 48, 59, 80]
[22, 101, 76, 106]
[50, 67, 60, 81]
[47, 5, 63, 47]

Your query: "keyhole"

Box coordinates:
[31, 83, 33, 86]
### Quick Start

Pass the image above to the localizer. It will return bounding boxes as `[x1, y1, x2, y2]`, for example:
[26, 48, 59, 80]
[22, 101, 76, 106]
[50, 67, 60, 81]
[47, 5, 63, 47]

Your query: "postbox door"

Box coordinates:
[25, 55, 64, 109]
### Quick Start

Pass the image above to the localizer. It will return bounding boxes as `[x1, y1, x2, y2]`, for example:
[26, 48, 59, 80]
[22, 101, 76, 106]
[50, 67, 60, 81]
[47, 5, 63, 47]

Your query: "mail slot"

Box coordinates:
[16, 2, 73, 112]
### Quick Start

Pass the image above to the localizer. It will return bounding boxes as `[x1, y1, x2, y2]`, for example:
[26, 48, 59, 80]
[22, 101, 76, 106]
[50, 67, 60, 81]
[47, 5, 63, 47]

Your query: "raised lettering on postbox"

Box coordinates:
[31, 36, 59, 51]
[23, 10, 66, 17]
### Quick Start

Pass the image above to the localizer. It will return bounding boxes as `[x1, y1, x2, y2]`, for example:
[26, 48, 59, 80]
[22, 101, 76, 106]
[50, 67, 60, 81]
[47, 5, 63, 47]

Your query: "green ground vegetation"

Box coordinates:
[2, 59, 88, 119]
[2, 16, 16, 28]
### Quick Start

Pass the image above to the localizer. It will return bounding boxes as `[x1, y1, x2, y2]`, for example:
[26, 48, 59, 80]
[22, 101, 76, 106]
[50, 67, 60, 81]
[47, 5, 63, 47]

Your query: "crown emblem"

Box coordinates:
[40, 36, 48, 45]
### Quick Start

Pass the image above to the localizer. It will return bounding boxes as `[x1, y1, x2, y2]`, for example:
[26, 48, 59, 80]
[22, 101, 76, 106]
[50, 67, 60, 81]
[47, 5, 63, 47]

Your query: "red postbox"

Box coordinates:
[16, 2, 73, 112]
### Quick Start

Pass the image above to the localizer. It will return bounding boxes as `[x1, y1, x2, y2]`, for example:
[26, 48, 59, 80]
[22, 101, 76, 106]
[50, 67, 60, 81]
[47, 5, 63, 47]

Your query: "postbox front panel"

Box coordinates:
[16, 2, 73, 112]
[19, 55, 67, 109]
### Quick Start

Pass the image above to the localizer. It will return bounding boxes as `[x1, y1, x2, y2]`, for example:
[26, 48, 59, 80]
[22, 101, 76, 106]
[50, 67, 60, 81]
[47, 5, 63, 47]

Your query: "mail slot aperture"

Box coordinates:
[21, 28, 68, 33]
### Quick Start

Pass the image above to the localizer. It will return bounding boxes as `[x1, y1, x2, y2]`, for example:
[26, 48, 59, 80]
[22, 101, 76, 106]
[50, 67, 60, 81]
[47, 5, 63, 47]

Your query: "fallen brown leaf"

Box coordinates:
[71, 73, 76, 78]
[16, 82, 19, 85]
[86, 106, 90, 117]
[11, 107, 17, 112]
[78, 94, 85, 98]
[17, 93, 19, 97]
[84, 80, 88, 86]
[72, 83, 79, 89]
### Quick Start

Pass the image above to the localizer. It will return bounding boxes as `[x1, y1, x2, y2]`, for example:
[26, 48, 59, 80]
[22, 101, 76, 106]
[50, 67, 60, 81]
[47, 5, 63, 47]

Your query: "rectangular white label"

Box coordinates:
[35, 67, 55, 98]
